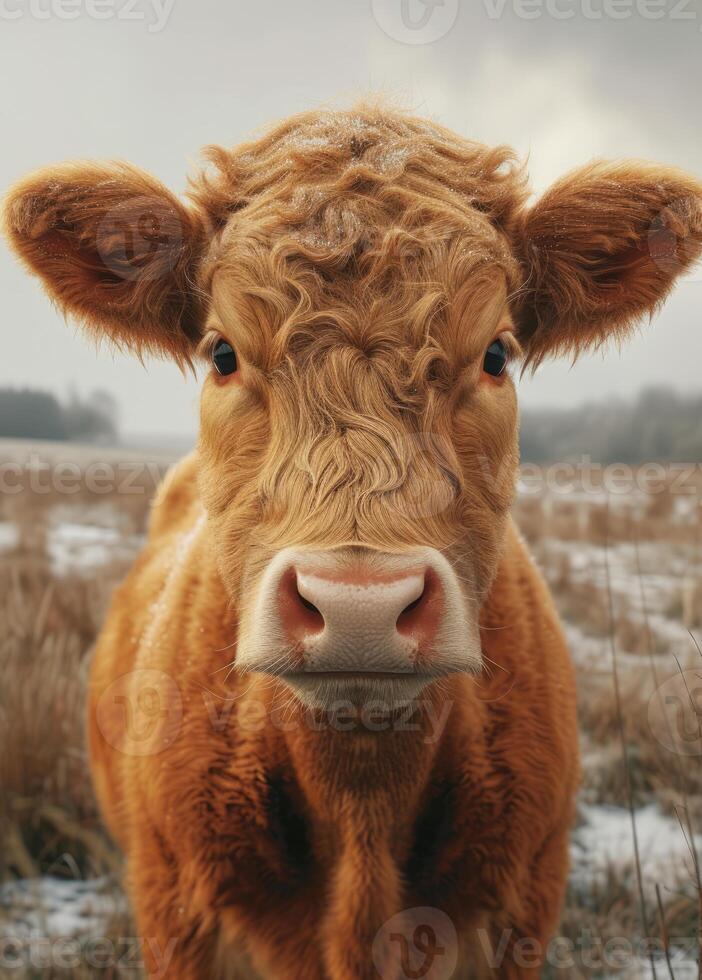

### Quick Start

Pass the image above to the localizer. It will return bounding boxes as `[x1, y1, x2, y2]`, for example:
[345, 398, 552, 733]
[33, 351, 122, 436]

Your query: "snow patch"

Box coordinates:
[0, 877, 126, 939]
[0, 521, 19, 551]
[47, 521, 144, 576]
[571, 803, 700, 893]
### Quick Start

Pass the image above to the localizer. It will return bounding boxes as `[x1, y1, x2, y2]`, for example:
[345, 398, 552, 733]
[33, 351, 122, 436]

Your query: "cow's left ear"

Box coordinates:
[514, 161, 702, 366]
[3, 161, 208, 364]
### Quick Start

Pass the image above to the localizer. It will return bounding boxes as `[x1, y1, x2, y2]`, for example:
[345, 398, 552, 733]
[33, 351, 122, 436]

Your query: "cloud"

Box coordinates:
[368, 36, 660, 191]
[2, 3, 700, 434]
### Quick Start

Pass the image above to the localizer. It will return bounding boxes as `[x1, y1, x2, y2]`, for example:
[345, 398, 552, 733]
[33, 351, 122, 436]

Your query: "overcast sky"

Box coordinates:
[1, 0, 701, 439]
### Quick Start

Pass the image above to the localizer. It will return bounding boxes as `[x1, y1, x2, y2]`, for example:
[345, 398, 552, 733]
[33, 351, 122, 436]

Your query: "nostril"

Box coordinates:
[400, 590, 425, 617]
[278, 567, 325, 640]
[396, 569, 442, 640]
[396, 588, 426, 634]
[298, 592, 321, 616]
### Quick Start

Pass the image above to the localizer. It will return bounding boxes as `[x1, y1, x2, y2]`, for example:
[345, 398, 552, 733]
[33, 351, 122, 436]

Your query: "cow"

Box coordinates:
[4, 104, 702, 979]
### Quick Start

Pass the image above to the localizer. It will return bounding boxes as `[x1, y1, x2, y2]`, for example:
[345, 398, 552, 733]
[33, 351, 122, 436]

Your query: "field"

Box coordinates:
[0, 439, 700, 979]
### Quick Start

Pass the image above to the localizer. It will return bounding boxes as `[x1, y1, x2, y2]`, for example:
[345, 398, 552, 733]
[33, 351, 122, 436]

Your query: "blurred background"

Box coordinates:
[1, 2, 701, 978]
[1, 0, 702, 448]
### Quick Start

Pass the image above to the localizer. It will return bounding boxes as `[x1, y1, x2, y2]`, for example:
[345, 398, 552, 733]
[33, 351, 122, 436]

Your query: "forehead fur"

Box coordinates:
[189, 103, 529, 234]
[189, 104, 527, 364]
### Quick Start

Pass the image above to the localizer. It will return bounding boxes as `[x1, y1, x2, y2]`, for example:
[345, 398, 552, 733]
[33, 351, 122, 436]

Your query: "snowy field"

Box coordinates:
[0, 441, 700, 978]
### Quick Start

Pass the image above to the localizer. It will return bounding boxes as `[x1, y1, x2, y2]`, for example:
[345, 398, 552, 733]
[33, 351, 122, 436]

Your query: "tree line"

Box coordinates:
[520, 387, 702, 464]
[0, 383, 700, 461]
[0, 387, 118, 443]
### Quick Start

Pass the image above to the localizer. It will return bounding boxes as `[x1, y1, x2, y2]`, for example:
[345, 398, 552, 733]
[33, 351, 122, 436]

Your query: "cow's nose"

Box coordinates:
[236, 545, 481, 696]
[276, 557, 444, 670]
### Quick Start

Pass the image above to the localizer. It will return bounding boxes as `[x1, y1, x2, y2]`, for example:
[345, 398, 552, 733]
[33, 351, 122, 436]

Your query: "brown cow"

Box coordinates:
[4, 105, 702, 979]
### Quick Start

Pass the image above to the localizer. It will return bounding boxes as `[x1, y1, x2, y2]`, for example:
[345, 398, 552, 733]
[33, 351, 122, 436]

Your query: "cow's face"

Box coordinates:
[6, 107, 702, 709]
[194, 120, 525, 707]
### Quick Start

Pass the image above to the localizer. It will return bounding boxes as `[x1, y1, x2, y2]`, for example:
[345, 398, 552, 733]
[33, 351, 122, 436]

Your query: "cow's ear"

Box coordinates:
[514, 161, 702, 367]
[3, 161, 207, 363]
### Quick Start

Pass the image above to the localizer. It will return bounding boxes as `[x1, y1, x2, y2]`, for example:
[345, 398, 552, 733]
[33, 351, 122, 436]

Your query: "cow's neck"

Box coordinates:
[287, 700, 441, 805]
[254, 680, 464, 866]
[273, 696, 454, 975]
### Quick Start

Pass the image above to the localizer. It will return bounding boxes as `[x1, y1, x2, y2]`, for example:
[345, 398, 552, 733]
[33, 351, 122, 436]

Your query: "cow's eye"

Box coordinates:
[212, 338, 238, 376]
[483, 338, 508, 378]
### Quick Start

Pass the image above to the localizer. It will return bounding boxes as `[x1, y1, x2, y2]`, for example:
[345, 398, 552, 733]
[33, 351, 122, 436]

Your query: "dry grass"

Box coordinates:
[0, 444, 163, 979]
[0, 561, 118, 878]
[515, 470, 702, 978]
[0, 447, 700, 977]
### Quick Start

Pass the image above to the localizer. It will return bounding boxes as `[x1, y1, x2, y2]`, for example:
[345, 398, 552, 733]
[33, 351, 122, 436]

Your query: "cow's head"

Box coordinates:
[5, 107, 702, 710]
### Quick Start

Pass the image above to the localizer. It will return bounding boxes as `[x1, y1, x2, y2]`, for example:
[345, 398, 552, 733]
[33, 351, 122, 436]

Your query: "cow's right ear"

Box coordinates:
[3, 161, 207, 363]
[514, 161, 702, 368]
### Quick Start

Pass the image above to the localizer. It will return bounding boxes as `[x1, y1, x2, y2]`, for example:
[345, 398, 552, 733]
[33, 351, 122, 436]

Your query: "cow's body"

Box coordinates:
[6, 104, 702, 980]
[88, 453, 578, 979]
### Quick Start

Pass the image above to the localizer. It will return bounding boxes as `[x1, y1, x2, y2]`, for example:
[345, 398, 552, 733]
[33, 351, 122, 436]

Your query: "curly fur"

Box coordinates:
[3, 103, 702, 979]
[515, 159, 702, 366]
[3, 161, 206, 363]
